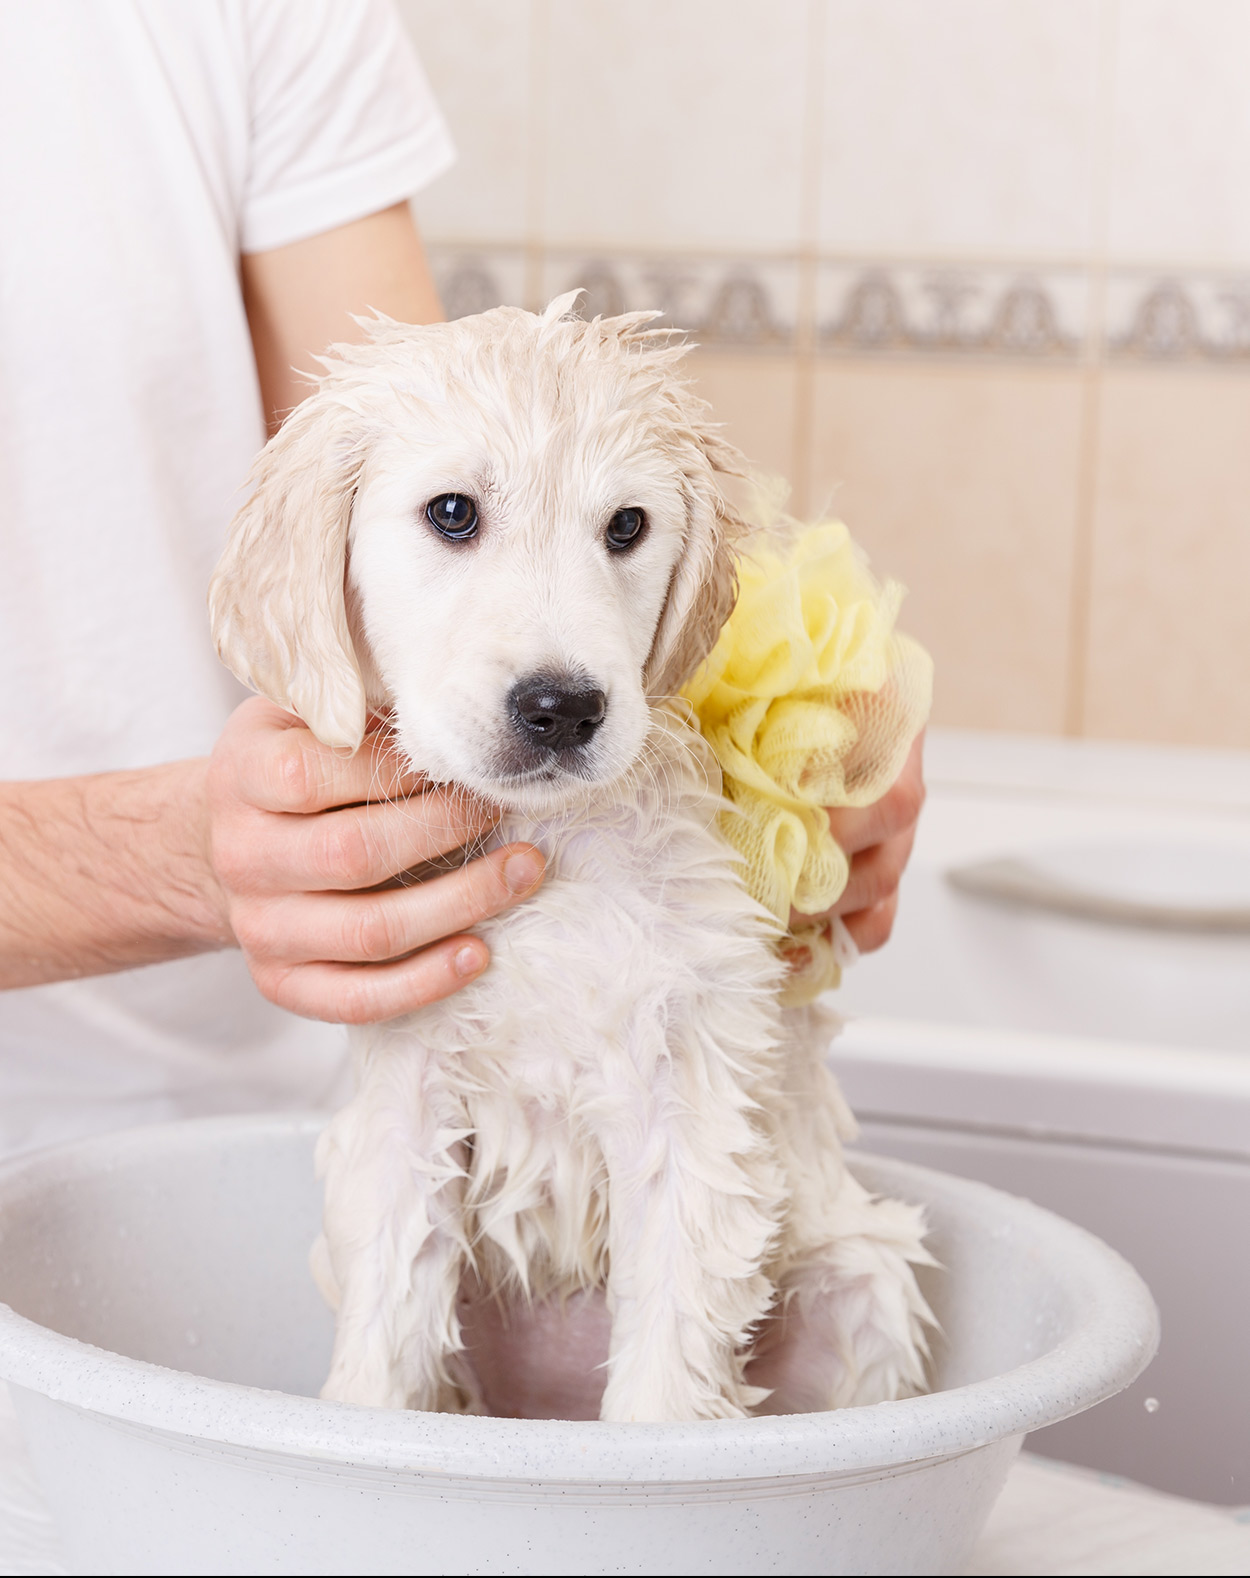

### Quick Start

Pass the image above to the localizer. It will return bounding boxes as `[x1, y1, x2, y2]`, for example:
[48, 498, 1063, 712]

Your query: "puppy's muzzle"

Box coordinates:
[510, 674, 607, 754]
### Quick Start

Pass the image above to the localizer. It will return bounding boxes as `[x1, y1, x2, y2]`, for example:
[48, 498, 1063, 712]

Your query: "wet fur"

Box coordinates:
[210, 296, 933, 1421]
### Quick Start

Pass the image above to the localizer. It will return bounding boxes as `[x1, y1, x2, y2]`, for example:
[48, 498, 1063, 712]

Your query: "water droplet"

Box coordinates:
[1144, 1396, 1160, 1413]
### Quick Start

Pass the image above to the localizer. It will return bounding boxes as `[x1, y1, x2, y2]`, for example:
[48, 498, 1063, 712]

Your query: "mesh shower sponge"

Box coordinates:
[682, 520, 932, 1001]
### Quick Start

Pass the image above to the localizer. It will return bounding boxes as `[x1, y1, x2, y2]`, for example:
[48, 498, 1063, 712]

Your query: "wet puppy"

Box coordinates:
[210, 296, 932, 1422]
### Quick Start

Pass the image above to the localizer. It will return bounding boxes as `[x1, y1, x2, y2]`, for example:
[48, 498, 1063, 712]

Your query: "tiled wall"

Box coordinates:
[397, 0, 1250, 748]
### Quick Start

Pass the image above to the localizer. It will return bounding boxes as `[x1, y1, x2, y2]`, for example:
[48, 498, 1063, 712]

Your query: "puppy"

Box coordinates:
[209, 296, 932, 1422]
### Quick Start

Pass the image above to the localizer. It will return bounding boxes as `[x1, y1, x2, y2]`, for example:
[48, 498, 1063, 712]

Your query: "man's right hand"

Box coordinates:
[207, 698, 546, 1024]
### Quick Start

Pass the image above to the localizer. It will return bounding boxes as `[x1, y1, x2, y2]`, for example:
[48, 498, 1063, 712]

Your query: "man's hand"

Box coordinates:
[2, 205, 526, 1011]
[789, 732, 926, 953]
[220, 208, 528, 1021]
[0, 698, 546, 1021]
[207, 699, 546, 1024]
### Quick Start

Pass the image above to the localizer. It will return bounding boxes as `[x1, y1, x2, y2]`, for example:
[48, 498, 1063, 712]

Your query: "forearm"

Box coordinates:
[0, 760, 231, 989]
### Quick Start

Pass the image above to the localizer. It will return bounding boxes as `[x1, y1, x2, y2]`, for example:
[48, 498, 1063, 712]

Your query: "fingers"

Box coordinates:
[788, 733, 926, 955]
[211, 700, 498, 897]
[219, 788, 495, 896]
[235, 844, 545, 965]
[242, 845, 544, 1021]
[258, 935, 492, 1025]
[785, 825, 913, 932]
[208, 696, 545, 1025]
[219, 697, 429, 812]
[801, 830, 910, 955]
[824, 732, 926, 857]
[830, 823, 917, 919]
[838, 892, 898, 955]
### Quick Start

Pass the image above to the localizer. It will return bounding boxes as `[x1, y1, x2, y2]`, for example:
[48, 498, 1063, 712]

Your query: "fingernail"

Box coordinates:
[502, 848, 544, 893]
[454, 943, 485, 977]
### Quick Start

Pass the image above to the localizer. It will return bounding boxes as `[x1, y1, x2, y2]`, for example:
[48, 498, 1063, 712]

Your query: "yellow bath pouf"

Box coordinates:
[682, 521, 933, 1000]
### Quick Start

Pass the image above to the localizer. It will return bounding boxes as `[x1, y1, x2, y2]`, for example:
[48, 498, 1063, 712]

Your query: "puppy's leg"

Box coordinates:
[314, 1031, 470, 1411]
[594, 1036, 784, 1422]
[750, 1180, 935, 1411]
[753, 1003, 934, 1412]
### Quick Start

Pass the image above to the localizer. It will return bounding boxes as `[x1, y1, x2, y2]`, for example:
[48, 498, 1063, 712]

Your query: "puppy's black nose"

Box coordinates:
[511, 676, 607, 752]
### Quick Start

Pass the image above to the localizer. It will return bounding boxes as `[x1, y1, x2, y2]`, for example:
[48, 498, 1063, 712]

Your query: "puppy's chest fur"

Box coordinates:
[344, 718, 789, 1299]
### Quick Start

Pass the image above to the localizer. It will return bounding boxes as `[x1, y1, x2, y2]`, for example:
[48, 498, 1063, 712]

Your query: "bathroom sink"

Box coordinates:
[839, 801, 1250, 1054]
[949, 838, 1250, 932]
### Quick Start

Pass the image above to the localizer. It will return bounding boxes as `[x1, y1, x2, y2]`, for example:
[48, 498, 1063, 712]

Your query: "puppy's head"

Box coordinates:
[209, 294, 745, 812]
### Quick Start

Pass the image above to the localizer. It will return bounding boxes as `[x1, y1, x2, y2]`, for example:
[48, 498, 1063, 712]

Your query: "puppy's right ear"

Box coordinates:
[209, 392, 368, 750]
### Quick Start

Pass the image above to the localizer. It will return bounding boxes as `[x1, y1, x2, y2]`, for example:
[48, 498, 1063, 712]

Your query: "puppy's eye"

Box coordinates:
[606, 507, 647, 551]
[426, 494, 479, 540]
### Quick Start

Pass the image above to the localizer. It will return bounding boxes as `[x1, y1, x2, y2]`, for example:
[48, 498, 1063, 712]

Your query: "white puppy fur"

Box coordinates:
[210, 295, 933, 1422]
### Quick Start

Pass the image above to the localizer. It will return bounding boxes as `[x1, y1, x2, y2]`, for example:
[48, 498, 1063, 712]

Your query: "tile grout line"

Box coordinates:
[425, 237, 1250, 280]
[1066, 343, 1105, 736]
[522, 0, 550, 312]
[1064, 0, 1120, 738]
[790, 0, 826, 521]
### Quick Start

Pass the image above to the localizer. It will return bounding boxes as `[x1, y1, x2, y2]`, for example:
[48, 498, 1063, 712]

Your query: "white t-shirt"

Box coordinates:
[0, 0, 454, 1155]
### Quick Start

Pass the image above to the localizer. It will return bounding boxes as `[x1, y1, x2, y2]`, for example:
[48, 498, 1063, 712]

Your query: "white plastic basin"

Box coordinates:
[0, 1114, 1157, 1577]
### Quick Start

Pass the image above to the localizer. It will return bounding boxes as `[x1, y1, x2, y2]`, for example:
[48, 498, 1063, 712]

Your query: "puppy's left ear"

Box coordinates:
[645, 425, 748, 699]
[208, 390, 369, 750]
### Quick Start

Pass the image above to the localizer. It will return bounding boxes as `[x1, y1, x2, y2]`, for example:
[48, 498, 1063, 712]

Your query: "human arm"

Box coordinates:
[0, 699, 544, 1018]
[1, 206, 545, 1017]
[0, 760, 229, 990]
[241, 201, 442, 433]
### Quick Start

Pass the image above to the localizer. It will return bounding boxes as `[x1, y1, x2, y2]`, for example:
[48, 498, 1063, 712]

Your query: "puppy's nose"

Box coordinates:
[511, 676, 607, 752]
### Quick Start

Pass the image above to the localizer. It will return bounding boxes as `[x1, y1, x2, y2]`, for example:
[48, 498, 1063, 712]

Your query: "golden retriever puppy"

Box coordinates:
[209, 296, 931, 1422]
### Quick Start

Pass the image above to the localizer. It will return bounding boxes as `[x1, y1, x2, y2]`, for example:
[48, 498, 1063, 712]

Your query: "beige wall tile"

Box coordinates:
[396, 0, 532, 243]
[806, 364, 1085, 732]
[1083, 370, 1250, 747]
[819, 0, 1103, 259]
[685, 352, 803, 498]
[1108, 0, 1250, 265]
[539, 0, 809, 252]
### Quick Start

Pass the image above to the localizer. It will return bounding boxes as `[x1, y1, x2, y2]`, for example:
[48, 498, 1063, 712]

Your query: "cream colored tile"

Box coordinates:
[819, 0, 1103, 259]
[684, 352, 802, 496]
[395, 0, 532, 242]
[539, 0, 809, 252]
[1108, 0, 1250, 265]
[1083, 370, 1250, 747]
[807, 364, 1085, 732]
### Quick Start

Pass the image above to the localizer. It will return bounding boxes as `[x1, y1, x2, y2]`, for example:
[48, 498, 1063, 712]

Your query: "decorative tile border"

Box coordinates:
[534, 252, 801, 348]
[817, 261, 1087, 359]
[434, 247, 529, 322]
[429, 246, 802, 346]
[427, 244, 1250, 366]
[1107, 272, 1250, 361]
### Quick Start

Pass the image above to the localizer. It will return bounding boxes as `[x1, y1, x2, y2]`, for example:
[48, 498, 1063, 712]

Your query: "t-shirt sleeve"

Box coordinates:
[239, 0, 454, 254]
